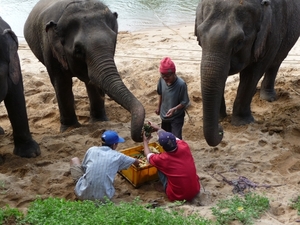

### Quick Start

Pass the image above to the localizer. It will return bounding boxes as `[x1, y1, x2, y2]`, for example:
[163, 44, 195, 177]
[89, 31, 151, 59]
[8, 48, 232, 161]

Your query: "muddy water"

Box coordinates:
[0, 0, 199, 40]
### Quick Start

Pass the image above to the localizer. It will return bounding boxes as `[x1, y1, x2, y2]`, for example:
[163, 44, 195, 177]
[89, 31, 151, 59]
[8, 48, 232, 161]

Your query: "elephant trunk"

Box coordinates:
[88, 54, 145, 142]
[201, 52, 229, 146]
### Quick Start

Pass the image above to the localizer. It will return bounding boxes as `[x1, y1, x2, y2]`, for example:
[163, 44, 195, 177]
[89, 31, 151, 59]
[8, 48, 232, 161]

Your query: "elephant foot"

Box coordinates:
[89, 116, 109, 123]
[260, 89, 277, 102]
[13, 140, 41, 158]
[219, 112, 227, 121]
[60, 122, 81, 133]
[0, 127, 4, 135]
[231, 114, 254, 126]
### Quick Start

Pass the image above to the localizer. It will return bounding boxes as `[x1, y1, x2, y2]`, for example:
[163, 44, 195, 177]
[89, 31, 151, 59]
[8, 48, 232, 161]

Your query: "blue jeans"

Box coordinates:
[158, 170, 167, 191]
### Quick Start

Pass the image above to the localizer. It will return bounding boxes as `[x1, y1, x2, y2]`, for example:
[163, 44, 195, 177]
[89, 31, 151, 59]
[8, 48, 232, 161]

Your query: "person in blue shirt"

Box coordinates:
[70, 130, 140, 201]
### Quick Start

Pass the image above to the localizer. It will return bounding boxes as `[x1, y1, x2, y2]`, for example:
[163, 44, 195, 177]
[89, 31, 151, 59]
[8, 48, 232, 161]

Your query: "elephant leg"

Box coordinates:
[260, 64, 280, 102]
[85, 82, 108, 122]
[50, 71, 80, 132]
[4, 81, 40, 158]
[231, 67, 264, 126]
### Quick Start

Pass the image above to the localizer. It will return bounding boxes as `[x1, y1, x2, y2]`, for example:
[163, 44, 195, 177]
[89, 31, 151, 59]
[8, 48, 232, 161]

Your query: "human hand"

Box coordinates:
[165, 107, 177, 117]
[148, 121, 160, 131]
[133, 159, 140, 167]
[143, 131, 151, 143]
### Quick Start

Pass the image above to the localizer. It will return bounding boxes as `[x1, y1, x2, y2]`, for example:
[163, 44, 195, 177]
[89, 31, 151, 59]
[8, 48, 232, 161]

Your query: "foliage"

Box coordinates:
[0, 205, 24, 225]
[290, 196, 300, 214]
[0, 180, 8, 195]
[211, 193, 269, 225]
[0, 193, 274, 225]
[20, 197, 211, 225]
[143, 123, 155, 138]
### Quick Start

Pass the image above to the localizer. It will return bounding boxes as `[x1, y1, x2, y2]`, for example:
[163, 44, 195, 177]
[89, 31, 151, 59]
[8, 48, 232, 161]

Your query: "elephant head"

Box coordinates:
[24, 0, 145, 142]
[194, 0, 276, 146]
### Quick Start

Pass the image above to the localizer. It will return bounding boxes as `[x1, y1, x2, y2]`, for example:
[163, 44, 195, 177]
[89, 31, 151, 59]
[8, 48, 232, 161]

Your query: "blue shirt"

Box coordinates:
[74, 146, 135, 201]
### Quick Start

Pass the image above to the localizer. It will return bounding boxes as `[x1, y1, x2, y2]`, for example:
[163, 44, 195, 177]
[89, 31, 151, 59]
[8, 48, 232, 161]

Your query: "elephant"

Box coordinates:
[194, 0, 300, 146]
[0, 17, 40, 158]
[23, 0, 145, 142]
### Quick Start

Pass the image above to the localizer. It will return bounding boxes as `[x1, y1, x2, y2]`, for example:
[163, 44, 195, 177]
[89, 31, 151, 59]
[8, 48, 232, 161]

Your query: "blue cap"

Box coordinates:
[158, 131, 177, 152]
[102, 130, 125, 145]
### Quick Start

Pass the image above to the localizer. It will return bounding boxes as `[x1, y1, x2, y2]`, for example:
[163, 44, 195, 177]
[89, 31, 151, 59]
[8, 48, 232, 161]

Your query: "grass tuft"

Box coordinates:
[21, 197, 210, 225]
[0, 205, 24, 225]
[290, 196, 300, 214]
[211, 192, 269, 225]
[0, 193, 274, 225]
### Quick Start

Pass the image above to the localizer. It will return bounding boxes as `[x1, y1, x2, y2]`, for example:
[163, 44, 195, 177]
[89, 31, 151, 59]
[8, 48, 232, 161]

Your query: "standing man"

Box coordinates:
[156, 57, 190, 139]
[142, 122, 200, 202]
[70, 130, 140, 202]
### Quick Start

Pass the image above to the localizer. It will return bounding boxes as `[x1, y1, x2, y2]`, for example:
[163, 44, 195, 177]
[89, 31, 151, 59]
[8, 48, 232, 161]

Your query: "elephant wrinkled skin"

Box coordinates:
[24, 0, 145, 142]
[195, 0, 300, 146]
[0, 17, 40, 158]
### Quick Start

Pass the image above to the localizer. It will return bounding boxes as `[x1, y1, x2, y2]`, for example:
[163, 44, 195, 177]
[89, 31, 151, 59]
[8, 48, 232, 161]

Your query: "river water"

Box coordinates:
[0, 0, 199, 39]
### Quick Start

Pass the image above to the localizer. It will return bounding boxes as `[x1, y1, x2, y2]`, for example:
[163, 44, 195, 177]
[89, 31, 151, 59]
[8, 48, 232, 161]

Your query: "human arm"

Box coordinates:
[142, 122, 165, 159]
[142, 132, 152, 157]
[146, 121, 162, 132]
[165, 103, 185, 117]
[133, 159, 140, 167]
[155, 95, 162, 115]
[119, 154, 140, 170]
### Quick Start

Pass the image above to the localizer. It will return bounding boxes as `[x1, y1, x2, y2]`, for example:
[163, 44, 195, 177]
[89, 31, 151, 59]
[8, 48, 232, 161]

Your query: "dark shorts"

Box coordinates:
[161, 114, 185, 139]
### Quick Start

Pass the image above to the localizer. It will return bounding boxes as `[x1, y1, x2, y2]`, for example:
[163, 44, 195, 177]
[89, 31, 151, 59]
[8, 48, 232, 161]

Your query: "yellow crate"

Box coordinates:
[118, 142, 164, 188]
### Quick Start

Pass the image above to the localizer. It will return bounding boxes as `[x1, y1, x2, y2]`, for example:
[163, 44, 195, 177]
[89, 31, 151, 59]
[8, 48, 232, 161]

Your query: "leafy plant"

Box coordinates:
[143, 123, 155, 138]
[0, 194, 273, 225]
[0, 180, 8, 195]
[21, 197, 211, 225]
[211, 193, 269, 225]
[0, 205, 24, 224]
[290, 196, 300, 213]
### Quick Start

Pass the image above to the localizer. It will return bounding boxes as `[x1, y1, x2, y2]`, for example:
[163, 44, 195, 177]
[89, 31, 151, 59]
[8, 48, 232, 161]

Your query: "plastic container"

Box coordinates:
[118, 142, 163, 188]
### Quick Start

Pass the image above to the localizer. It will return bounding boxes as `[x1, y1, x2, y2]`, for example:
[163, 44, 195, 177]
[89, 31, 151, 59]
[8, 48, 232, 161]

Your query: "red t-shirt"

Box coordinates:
[148, 140, 200, 201]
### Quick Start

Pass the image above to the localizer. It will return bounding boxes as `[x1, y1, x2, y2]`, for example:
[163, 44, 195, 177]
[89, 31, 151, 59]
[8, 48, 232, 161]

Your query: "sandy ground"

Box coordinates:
[1, 24, 300, 224]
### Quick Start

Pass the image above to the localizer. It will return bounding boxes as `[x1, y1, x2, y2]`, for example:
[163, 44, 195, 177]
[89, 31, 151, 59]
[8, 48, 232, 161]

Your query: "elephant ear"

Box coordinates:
[45, 21, 68, 70]
[254, 0, 272, 61]
[194, 3, 203, 46]
[3, 29, 21, 85]
[112, 12, 118, 33]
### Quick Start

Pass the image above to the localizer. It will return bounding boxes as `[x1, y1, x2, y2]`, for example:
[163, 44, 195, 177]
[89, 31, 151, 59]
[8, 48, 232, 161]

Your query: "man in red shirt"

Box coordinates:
[142, 122, 200, 202]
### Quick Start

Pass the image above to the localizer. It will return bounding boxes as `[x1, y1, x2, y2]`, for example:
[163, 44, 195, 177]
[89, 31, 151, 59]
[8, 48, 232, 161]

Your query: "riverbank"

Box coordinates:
[1, 24, 300, 224]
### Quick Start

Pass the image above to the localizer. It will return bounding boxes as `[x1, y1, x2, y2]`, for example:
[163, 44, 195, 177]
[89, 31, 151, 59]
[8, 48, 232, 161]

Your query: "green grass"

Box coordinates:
[0, 181, 8, 195]
[211, 193, 270, 225]
[3, 197, 210, 225]
[290, 196, 300, 214]
[0, 193, 272, 225]
[0, 205, 24, 224]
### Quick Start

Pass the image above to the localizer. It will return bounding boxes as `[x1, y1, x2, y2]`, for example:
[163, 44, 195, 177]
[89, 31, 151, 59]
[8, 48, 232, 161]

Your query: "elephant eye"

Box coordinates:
[75, 46, 80, 54]
[233, 38, 244, 53]
[74, 44, 85, 58]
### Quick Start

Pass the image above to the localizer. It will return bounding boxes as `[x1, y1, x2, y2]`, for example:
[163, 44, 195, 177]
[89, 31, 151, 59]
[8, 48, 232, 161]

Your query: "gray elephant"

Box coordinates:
[0, 17, 40, 158]
[195, 0, 300, 146]
[24, 0, 145, 142]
